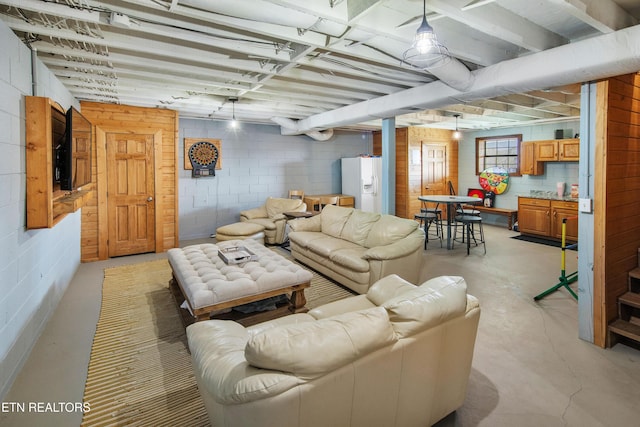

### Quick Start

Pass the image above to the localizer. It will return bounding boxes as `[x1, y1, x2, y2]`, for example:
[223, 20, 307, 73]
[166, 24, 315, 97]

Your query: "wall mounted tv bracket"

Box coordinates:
[188, 141, 219, 177]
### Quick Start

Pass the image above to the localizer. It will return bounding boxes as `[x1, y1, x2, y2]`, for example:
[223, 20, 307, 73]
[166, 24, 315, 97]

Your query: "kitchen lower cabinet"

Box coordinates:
[518, 197, 578, 242]
[551, 200, 579, 242]
[518, 198, 551, 236]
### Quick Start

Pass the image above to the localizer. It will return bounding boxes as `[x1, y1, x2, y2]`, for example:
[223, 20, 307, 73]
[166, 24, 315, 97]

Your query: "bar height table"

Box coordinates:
[418, 195, 482, 250]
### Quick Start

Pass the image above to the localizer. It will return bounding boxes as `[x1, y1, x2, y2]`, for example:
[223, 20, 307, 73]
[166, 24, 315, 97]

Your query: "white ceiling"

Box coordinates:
[2, 0, 639, 134]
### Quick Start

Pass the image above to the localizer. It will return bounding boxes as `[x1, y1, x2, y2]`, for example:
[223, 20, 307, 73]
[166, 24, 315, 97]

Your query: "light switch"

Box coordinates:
[579, 198, 592, 213]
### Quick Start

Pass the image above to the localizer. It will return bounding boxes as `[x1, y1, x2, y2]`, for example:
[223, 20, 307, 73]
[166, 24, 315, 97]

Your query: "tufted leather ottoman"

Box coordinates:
[168, 239, 312, 325]
[215, 222, 265, 244]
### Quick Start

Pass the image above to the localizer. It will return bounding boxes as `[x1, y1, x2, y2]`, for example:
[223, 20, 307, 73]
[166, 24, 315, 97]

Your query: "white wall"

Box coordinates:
[0, 21, 81, 399]
[458, 120, 580, 226]
[178, 119, 372, 240]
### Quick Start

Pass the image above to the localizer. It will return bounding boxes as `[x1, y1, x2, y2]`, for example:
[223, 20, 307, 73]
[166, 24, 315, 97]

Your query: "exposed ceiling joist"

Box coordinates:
[1, 0, 637, 134]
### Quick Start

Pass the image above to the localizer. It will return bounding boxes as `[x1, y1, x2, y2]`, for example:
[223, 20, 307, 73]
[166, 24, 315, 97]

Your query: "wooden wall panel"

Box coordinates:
[373, 127, 457, 219]
[594, 73, 640, 347]
[79, 102, 179, 262]
[395, 128, 409, 218]
[408, 127, 457, 218]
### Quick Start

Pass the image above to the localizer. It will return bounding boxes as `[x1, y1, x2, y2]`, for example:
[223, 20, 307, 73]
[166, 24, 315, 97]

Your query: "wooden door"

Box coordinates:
[106, 133, 156, 257]
[422, 144, 447, 195]
[422, 143, 447, 213]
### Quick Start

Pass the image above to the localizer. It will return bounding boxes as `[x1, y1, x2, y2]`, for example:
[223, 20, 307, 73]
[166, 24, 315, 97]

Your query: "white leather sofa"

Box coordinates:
[187, 274, 480, 427]
[288, 204, 424, 294]
[240, 197, 307, 245]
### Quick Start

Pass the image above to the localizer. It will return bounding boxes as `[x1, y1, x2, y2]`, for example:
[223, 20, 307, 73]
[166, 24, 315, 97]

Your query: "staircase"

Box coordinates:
[608, 249, 640, 348]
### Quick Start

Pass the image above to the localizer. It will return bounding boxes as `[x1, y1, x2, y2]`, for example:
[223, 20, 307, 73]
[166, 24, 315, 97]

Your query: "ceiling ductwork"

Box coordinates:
[292, 24, 640, 133]
[271, 116, 334, 142]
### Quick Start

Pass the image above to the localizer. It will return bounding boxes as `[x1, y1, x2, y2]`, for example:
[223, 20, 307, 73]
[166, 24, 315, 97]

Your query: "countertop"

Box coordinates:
[519, 192, 578, 202]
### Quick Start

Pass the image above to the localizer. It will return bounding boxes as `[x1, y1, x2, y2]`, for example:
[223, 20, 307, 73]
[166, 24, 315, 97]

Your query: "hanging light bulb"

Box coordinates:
[229, 97, 238, 128]
[414, 10, 436, 54]
[401, 0, 451, 70]
[452, 114, 461, 140]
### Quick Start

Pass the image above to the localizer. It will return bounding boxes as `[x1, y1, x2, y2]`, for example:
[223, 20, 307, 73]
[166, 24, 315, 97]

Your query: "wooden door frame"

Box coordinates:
[96, 126, 163, 259]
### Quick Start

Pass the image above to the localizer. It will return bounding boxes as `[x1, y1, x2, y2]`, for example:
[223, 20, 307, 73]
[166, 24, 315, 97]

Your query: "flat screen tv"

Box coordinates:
[56, 107, 92, 191]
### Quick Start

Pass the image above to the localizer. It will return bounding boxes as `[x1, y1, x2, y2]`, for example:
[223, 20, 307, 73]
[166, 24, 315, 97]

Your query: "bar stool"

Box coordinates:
[421, 203, 443, 221]
[414, 211, 443, 249]
[453, 214, 486, 255]
[421, 201, 443, 233]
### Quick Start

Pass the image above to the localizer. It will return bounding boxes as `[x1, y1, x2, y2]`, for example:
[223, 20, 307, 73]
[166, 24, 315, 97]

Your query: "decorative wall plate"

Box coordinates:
[479, 167, 509, 194]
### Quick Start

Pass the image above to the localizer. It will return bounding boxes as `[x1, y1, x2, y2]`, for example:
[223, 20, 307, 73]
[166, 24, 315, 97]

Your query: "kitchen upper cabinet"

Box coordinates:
[535, 138, 580, 162]
[535, 140, 558, 161]
[520, 141, 541, 175]
[518, 197, 578, 242]
[557, 139, 580, 161]
[521, 138, 580, 175]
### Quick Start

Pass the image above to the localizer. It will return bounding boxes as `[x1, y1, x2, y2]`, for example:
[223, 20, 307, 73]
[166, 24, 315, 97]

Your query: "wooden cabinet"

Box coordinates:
[518, 197, 578, 241]
[536, 139, 580, 161]
[557, 139, 580, 161]
[551, 200, 579, 241]
[521, 138, 579, 175]
[534, 140, 559, 161]
[518, 198, 551, 236]
[26, 96, 92, 229]
[520, 141, 540, 175]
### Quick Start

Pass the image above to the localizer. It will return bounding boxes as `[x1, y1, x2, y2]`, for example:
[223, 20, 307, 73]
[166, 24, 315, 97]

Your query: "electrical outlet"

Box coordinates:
[579, 198, 592, 213]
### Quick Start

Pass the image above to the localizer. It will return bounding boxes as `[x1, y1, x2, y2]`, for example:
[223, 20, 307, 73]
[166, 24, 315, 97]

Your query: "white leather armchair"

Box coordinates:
[240, 197, 307, 244]
[187, 274, 481, 427]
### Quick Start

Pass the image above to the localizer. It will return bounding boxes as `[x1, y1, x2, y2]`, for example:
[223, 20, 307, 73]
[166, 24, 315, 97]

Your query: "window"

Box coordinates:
[476, 134, 522, 176]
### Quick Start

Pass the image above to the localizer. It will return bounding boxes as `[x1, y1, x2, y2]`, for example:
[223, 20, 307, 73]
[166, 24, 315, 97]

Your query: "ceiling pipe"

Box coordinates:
[271, 116, 335, 141]
[291, 24, 640, 132]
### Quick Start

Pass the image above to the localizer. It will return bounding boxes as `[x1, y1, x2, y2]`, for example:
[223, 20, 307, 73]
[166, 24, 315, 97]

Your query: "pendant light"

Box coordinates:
[452, 114, 461, 140]
[402, 0, 450, 70]
[229, 97, 238, 128]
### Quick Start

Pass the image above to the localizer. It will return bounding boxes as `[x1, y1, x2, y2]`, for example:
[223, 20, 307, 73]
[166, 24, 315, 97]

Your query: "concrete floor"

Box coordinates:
[2, 225, 639, 427]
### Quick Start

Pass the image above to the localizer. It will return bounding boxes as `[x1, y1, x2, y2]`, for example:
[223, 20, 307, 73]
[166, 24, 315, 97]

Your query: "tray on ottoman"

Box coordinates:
[218, 246, 258, 264]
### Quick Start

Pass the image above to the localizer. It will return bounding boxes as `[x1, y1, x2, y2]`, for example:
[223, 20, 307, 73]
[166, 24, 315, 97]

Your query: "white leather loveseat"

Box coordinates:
[187, 274, 480, 427]
[288, 204, 424, 294]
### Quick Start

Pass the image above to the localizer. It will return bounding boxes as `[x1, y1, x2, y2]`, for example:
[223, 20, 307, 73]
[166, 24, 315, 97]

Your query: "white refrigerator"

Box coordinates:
[341, 157, 382, 213]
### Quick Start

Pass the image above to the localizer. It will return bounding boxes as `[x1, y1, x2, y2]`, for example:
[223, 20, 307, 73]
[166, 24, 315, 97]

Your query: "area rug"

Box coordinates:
[81, 254, 354, 426]
[511, 234, 577, 250]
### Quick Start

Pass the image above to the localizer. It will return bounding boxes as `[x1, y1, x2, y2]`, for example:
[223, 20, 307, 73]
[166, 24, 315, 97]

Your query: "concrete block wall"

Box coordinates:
[0, 21, 81, 399]
[178, 119, 372, 240]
